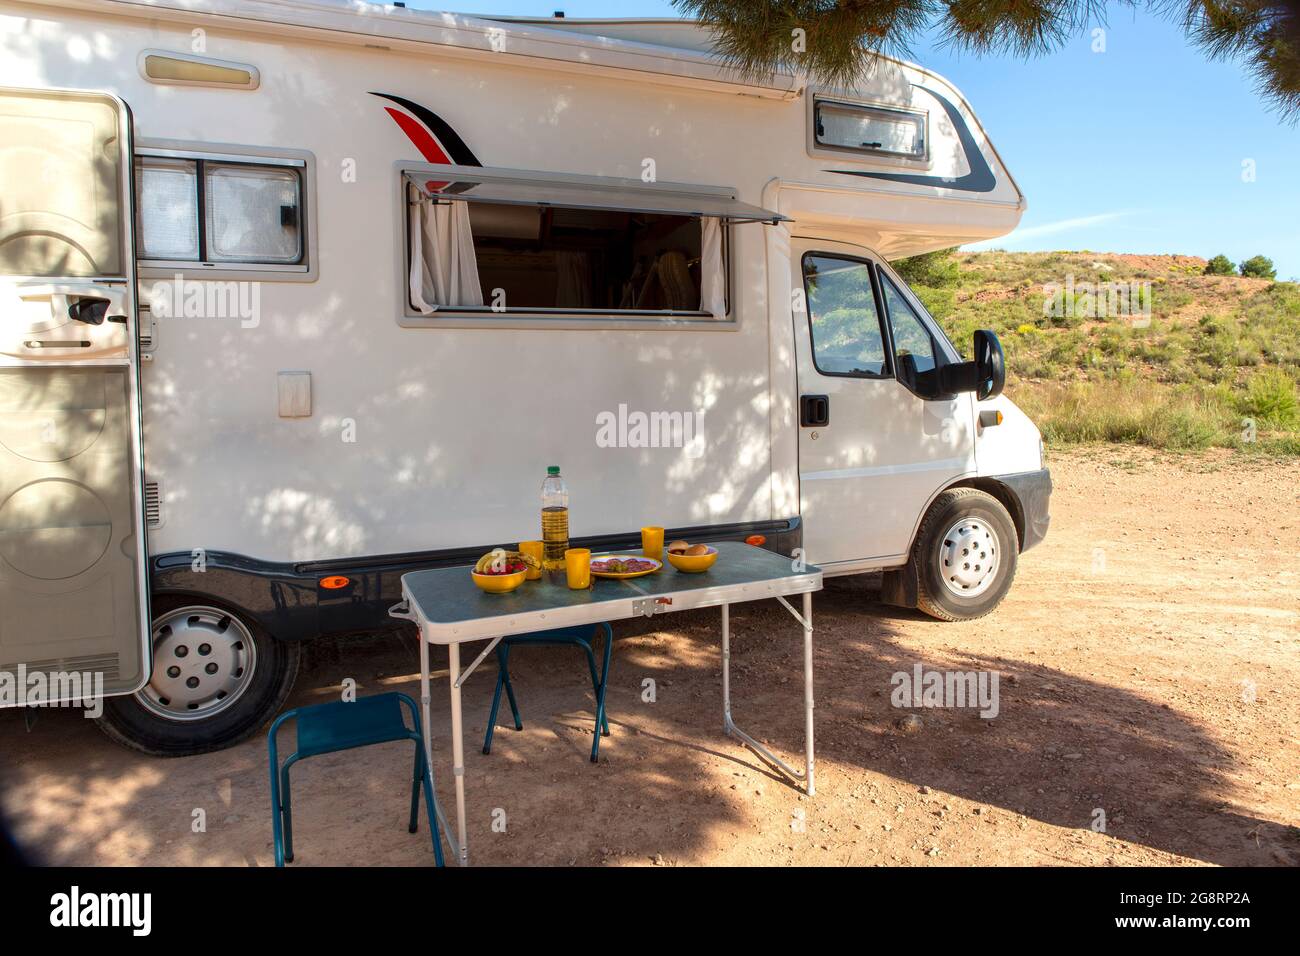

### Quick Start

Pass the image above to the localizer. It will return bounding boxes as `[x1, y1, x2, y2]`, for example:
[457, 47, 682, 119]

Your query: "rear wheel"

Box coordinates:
[912, 488, 1018, 622]
[96, 595, 300, 756]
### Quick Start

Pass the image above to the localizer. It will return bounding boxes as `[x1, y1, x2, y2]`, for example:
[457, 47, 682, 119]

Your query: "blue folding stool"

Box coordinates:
[267, 691, 444, 866]
[482, 623, 613, 763]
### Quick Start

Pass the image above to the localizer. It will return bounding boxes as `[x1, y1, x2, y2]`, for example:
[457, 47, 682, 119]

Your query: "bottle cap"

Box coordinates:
[547, 466, 560, 475]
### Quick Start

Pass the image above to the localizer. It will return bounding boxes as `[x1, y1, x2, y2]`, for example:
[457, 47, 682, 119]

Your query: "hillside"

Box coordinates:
[899, 250, 1300, 455]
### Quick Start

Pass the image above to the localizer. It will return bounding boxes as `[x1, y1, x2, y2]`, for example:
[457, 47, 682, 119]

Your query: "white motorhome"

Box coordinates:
[0, 0, 1051, 755]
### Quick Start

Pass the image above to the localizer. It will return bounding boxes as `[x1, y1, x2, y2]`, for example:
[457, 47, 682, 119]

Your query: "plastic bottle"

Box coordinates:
[541, 465, 569, 571]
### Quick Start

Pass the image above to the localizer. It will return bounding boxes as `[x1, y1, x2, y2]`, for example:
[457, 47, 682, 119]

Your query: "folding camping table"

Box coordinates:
[389, 540, 822, 867]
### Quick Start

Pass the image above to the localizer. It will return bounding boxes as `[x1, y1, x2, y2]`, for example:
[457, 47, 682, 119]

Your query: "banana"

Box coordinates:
[474, 549, 539, 574]
[475, 549, 507, 573]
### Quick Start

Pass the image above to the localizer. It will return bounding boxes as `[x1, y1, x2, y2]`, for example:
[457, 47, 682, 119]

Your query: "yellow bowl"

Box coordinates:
[471, 569, 528, 593]
[666, 546, 718, 573]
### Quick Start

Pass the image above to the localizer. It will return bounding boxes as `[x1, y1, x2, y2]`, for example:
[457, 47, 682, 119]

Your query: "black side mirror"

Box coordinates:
[972, 329, 1005, 400]
[933, 329, 1006, 400]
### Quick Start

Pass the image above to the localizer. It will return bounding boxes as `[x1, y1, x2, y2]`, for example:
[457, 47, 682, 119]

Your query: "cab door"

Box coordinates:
[0, 87, 150, 702]
[791, 237, 974, 571]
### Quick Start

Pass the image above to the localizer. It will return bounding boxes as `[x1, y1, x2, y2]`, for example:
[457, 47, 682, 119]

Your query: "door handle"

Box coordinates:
[68, 297, 111, 325]
[800, 394, 829, 428]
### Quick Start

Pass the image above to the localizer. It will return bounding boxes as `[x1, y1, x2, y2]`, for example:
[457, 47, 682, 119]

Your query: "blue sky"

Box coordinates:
[414, 2, 1300, 279]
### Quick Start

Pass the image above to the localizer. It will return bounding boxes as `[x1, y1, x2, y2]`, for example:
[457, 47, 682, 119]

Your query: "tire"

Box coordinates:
[911, 488, 1018, 622]
[96, 595, 300, 757]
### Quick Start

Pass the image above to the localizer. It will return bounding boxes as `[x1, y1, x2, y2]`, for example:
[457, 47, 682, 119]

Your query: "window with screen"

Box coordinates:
[814, 99, 927, 160]
[801, 254, 889, 377]
[134, 154, 304, 268]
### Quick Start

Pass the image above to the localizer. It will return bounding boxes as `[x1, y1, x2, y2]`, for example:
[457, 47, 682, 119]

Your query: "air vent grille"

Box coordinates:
[144, 480, 163, 529]
[138, 305, 155, 353]
[0, 653, 121, 686]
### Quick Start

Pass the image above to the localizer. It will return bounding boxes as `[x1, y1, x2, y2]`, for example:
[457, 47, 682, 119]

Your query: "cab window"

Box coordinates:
[801, 254, 890, 377]
[880, 273, 940, 376]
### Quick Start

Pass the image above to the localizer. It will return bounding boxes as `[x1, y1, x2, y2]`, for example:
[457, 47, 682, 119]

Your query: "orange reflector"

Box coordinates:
[745, 534, 767, 546]
[996, 411, 1004, 425]
[320, 575, 350, 590]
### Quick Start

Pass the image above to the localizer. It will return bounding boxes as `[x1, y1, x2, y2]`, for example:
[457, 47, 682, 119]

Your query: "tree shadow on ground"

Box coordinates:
[2, 575, 1294, 866]
[790, 574, 1297, 867]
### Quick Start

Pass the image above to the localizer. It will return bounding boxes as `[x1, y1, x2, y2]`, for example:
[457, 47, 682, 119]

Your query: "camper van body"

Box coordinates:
[0, 0, 1050, 754]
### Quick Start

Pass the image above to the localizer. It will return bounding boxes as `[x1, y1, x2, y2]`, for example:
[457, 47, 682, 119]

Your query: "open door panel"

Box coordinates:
[0, 86, 150, 703]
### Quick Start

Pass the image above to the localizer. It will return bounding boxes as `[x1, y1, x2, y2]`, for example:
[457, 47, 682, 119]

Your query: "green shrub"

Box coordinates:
[1204, 254, 1236, 276]
[892, 247, 960, 288]
[911, 285, 956, 321]
[1239, 255, 1277, 280]
[1238, 369, 1299, 426]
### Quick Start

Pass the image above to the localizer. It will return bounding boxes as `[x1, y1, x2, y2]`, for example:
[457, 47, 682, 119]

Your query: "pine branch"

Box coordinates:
[673, 0, 1300, 121]
[1179, 1, 1300, 122]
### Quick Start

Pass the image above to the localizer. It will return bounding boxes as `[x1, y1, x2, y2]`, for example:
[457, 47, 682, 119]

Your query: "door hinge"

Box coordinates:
[632, 596, 673, 618]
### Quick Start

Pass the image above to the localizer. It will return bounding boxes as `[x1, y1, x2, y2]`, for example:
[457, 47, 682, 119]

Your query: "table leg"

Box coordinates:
[721, 602, 731, 734]
[418, 631, 458, 864]
[419, 629, 433, 772]
[721, 595, 815, 794]
[803, 590, 816, 797]
[448, 641, 469, 867]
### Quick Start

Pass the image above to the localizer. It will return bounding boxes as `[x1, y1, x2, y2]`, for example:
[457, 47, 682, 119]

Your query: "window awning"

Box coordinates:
[404, 167, 788, 225]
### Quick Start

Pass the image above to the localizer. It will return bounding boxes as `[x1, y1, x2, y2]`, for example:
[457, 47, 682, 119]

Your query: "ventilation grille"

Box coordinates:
[0, 653, 121, 686]
[144, 479, 163, 529]
[138, 305, 155, 353]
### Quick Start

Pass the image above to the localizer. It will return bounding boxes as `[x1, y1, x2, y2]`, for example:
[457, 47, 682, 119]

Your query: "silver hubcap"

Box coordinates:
[939, 516, 1000, 598]
[137, 606, 257, 721]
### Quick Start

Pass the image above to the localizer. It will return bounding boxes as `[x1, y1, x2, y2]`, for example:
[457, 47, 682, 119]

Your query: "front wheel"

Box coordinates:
[911, 488, 1018, 622]
[96, 595, 300, 756]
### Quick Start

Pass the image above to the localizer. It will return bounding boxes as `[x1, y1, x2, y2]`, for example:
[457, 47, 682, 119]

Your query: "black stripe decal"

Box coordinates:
[827, 85, 997, 193]
[369, 91, 482, 166]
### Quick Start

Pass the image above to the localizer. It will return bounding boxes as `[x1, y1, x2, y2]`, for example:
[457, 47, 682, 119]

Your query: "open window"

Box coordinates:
[878, 270, 966, 398]
[401, 165, 786, 323]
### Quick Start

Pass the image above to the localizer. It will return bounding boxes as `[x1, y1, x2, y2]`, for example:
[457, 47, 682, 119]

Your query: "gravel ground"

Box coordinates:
[2, 446, 1297, 866]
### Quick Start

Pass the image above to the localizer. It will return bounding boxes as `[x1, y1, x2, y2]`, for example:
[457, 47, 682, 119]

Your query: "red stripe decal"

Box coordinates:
[384, 106, 451, 164]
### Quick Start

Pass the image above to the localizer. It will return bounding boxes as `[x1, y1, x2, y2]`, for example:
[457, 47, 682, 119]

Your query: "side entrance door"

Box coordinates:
[790, 237, 975, 571]
[0, 87, 150, 703]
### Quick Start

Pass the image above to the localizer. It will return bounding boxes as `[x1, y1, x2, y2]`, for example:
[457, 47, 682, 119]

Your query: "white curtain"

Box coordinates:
[699, 217, 726, 318]
[554, 250, 592, 308]
[409, 195, 483, 313]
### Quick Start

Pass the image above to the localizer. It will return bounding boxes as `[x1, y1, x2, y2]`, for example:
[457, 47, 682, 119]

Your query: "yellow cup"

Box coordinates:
[518, 540, 544, 580]
[641, 526, 665, 561]
[564, 548, 591, 590]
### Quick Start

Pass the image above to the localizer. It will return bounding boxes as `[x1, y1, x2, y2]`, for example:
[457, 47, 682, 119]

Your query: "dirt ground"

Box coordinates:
[3, 447, 1297, 867]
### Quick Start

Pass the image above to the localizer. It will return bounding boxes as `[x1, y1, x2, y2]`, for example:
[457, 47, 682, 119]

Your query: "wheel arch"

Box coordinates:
[882, 476, 1025, 610]
[147, 587, 286, 639]
[944, 477, 1026, 552]
[898, 473, 1026, 564]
